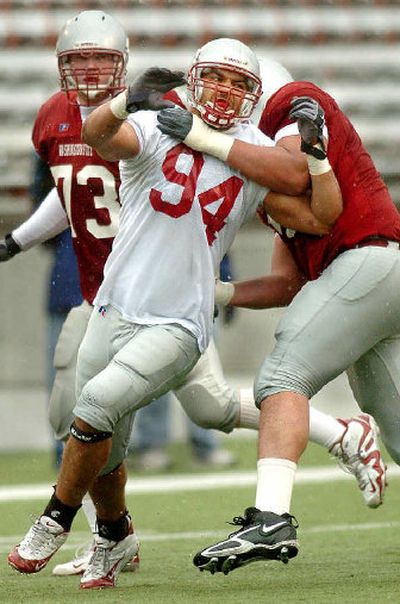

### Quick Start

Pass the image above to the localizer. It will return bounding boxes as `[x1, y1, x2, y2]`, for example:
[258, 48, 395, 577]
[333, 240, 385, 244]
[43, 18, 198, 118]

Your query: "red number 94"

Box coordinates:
[150, 143, 243, 245]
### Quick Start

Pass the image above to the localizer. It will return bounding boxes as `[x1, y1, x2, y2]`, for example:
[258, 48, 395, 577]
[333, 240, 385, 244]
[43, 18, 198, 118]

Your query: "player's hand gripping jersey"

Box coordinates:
[95, 110, 271, 352]
[32, 91, 120, 303]
[259, 81, 400, 280]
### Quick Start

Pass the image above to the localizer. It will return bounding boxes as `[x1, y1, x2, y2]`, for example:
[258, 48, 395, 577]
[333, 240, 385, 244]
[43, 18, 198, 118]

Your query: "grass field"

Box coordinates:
[1, 439, 400, 603]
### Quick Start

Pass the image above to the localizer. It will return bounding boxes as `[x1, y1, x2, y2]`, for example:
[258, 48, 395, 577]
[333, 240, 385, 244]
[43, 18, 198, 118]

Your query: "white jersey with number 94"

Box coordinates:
[95, 110, 272, 352]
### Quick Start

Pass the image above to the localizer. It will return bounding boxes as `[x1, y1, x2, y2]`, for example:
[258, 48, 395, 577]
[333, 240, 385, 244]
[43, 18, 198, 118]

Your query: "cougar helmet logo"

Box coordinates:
[56, 10, 129, 105]
[187, 38, 262, 130]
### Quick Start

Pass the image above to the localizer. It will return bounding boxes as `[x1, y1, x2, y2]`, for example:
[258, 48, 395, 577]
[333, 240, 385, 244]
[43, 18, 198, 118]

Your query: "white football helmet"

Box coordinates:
[187, 38, 262, 130]
[56, 10, 129, 103]
[251, 57, 293, 125]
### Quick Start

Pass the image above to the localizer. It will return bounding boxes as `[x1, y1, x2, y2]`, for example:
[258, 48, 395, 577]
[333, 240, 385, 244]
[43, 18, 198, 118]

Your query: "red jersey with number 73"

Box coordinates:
[32, 91, 120, 304]
[259, 81, 400, 280]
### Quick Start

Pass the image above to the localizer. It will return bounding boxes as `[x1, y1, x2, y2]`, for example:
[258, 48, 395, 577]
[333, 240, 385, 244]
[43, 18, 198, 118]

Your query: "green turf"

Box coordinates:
[0, 437, 330, 486]
[0, 442, 399, 602]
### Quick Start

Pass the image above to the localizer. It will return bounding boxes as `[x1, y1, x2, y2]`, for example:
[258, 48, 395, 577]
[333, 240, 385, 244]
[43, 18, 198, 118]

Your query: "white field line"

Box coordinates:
[0, 463, 399, 504]
[1, 521, 400, 554]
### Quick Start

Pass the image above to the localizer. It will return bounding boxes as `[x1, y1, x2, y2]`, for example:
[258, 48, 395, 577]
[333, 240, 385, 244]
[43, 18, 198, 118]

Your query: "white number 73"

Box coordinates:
[51, 164, 120, 238]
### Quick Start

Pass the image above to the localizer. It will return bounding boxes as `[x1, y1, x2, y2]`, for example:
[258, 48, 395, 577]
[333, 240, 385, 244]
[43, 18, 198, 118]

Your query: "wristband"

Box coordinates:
[109, 90, 129, 120]
[184, 115, 234, 161]
[306, 142, 331, 176]
[215, 280, 235, 306]
[307, 155, 332, 176]
[6, 233, 21, 256]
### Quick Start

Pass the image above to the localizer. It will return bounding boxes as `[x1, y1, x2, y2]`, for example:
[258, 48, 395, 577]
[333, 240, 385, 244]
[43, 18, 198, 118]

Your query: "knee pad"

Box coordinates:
[175, 339, 240, 432]
[254, 357, 315, 409]
[176, 382, 239, 433]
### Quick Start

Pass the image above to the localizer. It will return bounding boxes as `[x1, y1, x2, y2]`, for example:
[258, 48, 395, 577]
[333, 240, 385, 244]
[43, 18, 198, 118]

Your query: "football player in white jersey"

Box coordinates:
[7, 36, 342, 589]
[5, 34, 384, 587]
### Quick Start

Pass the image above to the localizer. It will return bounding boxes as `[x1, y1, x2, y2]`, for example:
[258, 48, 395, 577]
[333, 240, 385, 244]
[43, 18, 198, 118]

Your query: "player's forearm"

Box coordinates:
[81, 104, 126, 161]
[263, 192, 330, 237]
[228, 140, 309, 196]
[223, 275, 304, 309]
[176, 115, 309, 195]
[309, 170, 343, 227]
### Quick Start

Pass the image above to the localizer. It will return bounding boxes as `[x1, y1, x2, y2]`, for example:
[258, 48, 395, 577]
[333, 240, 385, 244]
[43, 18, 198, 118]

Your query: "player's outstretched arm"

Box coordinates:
[0, 187, 69, 262]
[157, 108, 308, 196]
[83, 67, 186, 161]
[216, 236, 306, 310]
[289, 96, 343, 226]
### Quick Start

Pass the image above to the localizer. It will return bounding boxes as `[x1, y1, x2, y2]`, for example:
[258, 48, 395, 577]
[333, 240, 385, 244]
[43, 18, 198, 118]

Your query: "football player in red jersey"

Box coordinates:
[2, 9, 137, 581]
[158, 70, 400, 574]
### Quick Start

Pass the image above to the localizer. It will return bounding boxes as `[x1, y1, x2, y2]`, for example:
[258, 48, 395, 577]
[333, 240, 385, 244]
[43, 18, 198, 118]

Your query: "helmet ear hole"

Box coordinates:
[187, 38, 262, 130]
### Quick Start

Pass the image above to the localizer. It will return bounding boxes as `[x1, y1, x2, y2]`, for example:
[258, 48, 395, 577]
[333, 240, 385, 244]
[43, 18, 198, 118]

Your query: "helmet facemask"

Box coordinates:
[188, 62, 262, 129]
[56, 11, 129, 106]
[58, 49, 126, 104]
[187, 39, 262, 130]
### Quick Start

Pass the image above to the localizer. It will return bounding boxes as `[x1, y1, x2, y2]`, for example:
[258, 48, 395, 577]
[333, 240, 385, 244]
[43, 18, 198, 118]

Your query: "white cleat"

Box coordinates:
[330, 414, 387, 508]
[52, 538, 140, 576]
[8, 515, 68, 574]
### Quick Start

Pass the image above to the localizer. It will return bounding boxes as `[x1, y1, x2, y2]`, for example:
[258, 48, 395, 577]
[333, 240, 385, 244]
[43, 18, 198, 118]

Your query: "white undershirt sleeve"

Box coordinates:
[274, 123, 328, 143]
[12, 187, 70, 250]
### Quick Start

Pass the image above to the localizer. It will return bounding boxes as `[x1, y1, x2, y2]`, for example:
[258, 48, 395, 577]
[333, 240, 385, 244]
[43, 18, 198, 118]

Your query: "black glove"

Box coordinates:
[157, 107, 194, 140]
[289, 96, 326, 160]
[126, 67, 187, 113]
[0, 233, 21, 262]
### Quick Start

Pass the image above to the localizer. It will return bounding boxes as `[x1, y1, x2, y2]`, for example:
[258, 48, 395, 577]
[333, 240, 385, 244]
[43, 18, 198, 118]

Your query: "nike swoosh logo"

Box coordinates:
[261, 521, 288, 535]
[72, 563, 85, 571]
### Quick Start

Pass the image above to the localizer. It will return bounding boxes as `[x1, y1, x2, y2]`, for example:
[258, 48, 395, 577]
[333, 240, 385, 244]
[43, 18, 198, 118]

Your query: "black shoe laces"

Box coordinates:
[282, 513, 299, 529]
[228, 510, 299, 531]
[228, 507, 258, 528]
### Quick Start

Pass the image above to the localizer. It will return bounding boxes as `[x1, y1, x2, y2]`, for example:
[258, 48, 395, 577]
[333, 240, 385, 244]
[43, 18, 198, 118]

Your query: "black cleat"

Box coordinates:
[193, 507, 299, 575]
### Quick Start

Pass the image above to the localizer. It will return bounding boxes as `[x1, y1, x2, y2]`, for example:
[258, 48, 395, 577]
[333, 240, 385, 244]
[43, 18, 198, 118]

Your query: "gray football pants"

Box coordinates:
[255, 245, 400, 464]
[48, 301, 93, 440]
[48, 303, 240, 444]
[74, 305, 201, 474]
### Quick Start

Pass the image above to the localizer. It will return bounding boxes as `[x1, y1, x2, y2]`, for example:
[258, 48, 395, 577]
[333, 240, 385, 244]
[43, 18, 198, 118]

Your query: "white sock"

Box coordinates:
[309, 407, 345, 450]
[255, 458, 297, 515]
[82, 495, 98, 535]
[237, 388, 260, 429]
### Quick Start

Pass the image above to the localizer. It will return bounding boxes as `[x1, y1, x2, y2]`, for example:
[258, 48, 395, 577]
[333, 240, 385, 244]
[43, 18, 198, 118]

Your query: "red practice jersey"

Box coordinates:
[32, 91, 120, 303]
[163, 87, 187, 109]
[259, 81, 400, 280]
